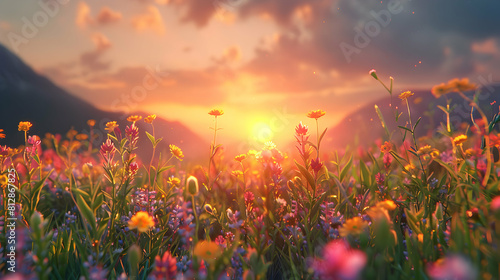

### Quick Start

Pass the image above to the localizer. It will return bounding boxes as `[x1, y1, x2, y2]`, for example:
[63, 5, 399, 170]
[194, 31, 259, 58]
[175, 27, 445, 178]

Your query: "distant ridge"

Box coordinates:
[0, 44, 208, 161]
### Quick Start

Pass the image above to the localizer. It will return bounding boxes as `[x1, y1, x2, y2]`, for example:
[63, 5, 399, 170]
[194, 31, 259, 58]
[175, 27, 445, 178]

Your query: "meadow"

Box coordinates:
[1, 71, 500, 280]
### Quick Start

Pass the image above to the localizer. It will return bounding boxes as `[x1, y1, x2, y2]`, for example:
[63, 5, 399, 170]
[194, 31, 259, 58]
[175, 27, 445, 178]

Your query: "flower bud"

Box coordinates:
[187, 176, 199, 196]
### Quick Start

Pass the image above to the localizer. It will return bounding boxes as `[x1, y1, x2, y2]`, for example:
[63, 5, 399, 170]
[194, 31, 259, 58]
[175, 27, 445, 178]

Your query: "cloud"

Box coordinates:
[80, 33, 112, 72]
[76, 1, 92, 28]
[132, 6, 165, 34]
[212, 46, 242, 65]
[76, 2, 122, 28]
[96, 7, 123, 25]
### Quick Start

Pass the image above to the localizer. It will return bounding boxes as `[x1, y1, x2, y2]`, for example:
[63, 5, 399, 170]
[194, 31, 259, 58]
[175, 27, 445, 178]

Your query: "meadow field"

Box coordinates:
[1, 73, 500, 280]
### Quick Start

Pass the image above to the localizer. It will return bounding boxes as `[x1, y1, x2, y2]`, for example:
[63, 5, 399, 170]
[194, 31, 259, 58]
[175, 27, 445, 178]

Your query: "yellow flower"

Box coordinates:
[0, 129, 5, 139]
[127, 115, 142, 123]
[234, 154, 247, 162]
[404, 163, 416, 172]
[0, 174, 8, 186]
[128, 211, 155, 232]
[377, 200, 397, 211]
[87, 119, 96, 127]
[105, 121, 119, 132]
[398, 91, 414, 100]
[18, 121, 32, 132]
[7, 148, 21, 157]
[453, 134, 468, 146]
[339, 217, 369, 237]
[307, 109, 326, 119]
[144, 114, 156, 124]
[232, 170, 243, 177]
[208, 109, 224, 116]
[167, 177, 181, 187]
[366, 206, 390, 221]
[169, 144, 184, 161]
[193, 241, 222, 262]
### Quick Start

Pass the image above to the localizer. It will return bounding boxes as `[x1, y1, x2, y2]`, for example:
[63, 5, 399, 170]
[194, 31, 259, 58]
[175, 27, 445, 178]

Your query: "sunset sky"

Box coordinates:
[1, 0, 499, 149]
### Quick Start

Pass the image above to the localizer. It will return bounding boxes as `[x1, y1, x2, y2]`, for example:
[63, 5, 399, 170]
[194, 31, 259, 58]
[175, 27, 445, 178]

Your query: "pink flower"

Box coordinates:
[129, 162, 139, 177]
[314, 240, 367, 280]
[491, 196, 500, 212]
[383, 153, 392, 170]
[125, 124, 139, 147]
[295, 122, 309, 136]
[100, 139, 116, 163]
[427, 255, 477, 280]
[244, 191, 255, 206]
[153, 251, 178, 280]
[311, 158, 323, 174]
[215, 235, 226, 248]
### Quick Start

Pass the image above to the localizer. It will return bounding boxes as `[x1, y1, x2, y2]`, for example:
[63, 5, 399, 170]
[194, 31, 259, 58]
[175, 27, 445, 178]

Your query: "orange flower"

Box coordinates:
[448, 78, 477, 92]
[128, 211, 155, 232]
[144, 114, 156, 124]
[377, 200, 397, 211]
[169, 144, 184, 161]
[0, 129, 5, 139]
[431, 83, 452, 98]
[380, 141, 392, 154]
[105, 121, 119, 132]
[127, 115, 142, 123]
[18, 121, 32, 132]
[87, 119, 96, 127]
[339, 217, 369, 237]
[307, 109, 326, 119]
[234, 154, 247, 162]
[208, 109, 224, 116]
[193, 241, 222, 262]
[398, 91, 414, 100]
[76, 134, 88, 141]
[453, 134, 468, 146]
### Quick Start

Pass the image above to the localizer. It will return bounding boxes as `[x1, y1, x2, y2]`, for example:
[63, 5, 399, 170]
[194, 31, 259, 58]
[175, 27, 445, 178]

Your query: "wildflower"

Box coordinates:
[453, 134, 468, 146]
[125, 124, 139, 146]
[105, 121, 119, 133]
[369, 69, 378, 80]
[204, 204, 214, 214]
[448, 78, 477, 92]
[0, 129, 5, 139]
[128, 211, 155, 232]
[208, 109, 224, 116]
[87, 119, 96, 127]
[231, 170, 243, 177]
[234, 154, 246, 162]
[244, 191, 254, 206]
[431, 83, 452, 98]
[491, 196, 500, 212]
[215, 235, 226, 248]
[375, 173, 385, 186]
[144, 114, 156, 124]
[377, 200, 397, 211]
[0, 174, 7, 186]
[339, 217, 368, 237]
[127, 115, 142, 123]
[76, 134, 88, 141]
[383, 153, 392, 169]
[153, 251, 177, 280]
[380, 141, 392, 154]
[66, 129, 78, 140]
[186, 176, 199, 196]
[314, 240, 367, 280]
[100, 138, 116, 163]
[307, 109, 326, 119]
[129, 162, 139, 177]
[426, 255, 477, 280]
[18, 121, 32, 132]
[169, 144, 184, 161]
[398, 90, 414, 100]
[417, 145, 434, 156]
[193, 241, 222, 263]
[167, 177, 181, 187]
[310, 158, 323, 174]
[295, 122, 309, 136]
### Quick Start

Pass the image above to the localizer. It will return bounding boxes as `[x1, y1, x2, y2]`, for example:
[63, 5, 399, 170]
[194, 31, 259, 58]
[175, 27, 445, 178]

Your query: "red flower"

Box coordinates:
[295, 122, 309, 136]
[311, 158, 323, 174]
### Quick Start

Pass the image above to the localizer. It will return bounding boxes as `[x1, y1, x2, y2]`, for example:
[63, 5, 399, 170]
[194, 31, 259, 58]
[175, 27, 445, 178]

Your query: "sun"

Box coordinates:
[251, 121, 274, 144]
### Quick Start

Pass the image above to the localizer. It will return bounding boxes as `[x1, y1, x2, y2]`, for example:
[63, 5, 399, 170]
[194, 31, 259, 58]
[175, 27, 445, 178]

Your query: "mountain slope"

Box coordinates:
[322, 88, 500, 150]
[0, 44, 208, 161]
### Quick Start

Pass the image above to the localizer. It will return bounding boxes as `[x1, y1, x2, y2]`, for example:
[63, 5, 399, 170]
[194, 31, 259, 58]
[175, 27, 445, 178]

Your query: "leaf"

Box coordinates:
[76, 194, 96, 233]
[375, 105, 390, 138]
[294, 160, 316, 190]
[433, 159, 458, 181]
[413, 117, 422, 131]
[318, 128, 328, 147]
[146, 131, 156, 147]
[340, 154, 353, 182]
[398, 125, 413, 133]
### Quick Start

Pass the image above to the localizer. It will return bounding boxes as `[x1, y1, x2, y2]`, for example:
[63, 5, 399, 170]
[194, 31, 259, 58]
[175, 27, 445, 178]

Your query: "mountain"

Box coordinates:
[322, 87, 500, 150]
[0, 44, 208, 161]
